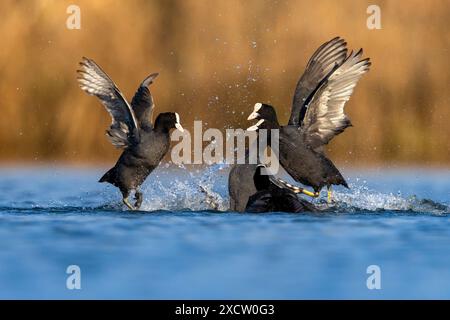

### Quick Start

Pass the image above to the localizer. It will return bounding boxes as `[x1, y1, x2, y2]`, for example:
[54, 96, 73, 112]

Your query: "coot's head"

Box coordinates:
[155, 112, 184, 132]
[247, 103, 279, 131]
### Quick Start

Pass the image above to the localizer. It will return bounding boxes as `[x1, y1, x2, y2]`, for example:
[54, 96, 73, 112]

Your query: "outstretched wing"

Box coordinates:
[301, 49, 371, 149]
[288, 37, 348, 126]
[130, 73, 159, 129]
[77, 57, 139, 148]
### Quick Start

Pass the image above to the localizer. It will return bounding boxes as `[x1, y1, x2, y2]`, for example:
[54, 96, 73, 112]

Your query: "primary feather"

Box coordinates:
[289, 37, 348, 126]
[301, 49, 371, 149]
[130, 73, 159, 129]
[77, 57, 139, 148]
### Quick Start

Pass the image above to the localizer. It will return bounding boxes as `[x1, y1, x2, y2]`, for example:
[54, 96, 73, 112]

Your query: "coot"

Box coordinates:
[247, 38, 370, 202]
[77, 57, 183, 210]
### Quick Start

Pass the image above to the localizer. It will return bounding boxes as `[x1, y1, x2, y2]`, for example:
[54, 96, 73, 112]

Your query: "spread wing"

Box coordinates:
[77, 57, 139, 148]
[301, 49, 371, 149]
[288, 37, 348, 126]
[130, 73, 159, 129]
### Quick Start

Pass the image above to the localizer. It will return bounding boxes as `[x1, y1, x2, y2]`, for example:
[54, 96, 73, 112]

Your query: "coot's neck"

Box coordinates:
[253, 168, 271, 191]
[257, 119, 280, 148]
[260, 119, 280, 130]
[154, 126, 170, 135]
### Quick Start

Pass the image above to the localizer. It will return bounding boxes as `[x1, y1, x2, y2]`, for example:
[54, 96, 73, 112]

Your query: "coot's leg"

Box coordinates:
[301, 188, 320, 198]
[327, 186, 332, 204]
[134, 189, 143, 210]
[121, 189, 135, 211]
[268, 176, 320, 198]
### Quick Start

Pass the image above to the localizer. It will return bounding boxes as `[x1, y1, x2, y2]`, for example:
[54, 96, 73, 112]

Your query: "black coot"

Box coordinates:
[247, 37, 371, 201]
[77, 57, 183, 210]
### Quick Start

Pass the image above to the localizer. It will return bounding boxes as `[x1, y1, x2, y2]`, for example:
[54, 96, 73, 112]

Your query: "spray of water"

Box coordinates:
[134, 166, 449, 215]
[138, 164, 229, 212]
[319, 183, 450, 215]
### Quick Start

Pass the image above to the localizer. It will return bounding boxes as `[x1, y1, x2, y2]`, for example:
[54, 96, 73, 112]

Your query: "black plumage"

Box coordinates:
[228, 162, 258, 212]
[247, 37, 371, 197]
[247, 104, 348, 193]
[245, 165, 317, 213]
[77, 57, 183, 210]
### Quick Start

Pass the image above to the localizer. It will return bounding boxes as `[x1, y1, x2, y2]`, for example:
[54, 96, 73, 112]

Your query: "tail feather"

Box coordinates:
[99, 167, 116, 185]
[340, 178, 349, 189]
[334, 171, 349, 189]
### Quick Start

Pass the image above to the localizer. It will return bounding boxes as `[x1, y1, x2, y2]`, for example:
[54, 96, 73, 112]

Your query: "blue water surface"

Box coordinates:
[0, 165, 449, 299]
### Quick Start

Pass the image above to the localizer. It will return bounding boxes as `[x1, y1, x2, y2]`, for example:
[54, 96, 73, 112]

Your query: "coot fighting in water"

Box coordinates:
[247, 38, 370, 202]
[77, 57, 183, 210]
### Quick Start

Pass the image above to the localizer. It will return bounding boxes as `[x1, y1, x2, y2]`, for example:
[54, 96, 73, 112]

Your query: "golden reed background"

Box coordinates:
[0, 0, 449, 166]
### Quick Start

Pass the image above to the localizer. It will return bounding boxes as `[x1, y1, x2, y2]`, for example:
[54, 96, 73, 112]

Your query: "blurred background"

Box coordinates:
[0, 0, 448, 166]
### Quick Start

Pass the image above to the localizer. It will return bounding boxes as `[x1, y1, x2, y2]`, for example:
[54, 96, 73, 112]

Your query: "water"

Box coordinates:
[0, 165, 449, 299]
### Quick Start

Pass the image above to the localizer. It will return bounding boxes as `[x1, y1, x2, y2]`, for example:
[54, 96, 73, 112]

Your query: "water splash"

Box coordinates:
[1, 167, 448, 216]
[324, 183, 449, 215]
[136, 167, 449, 215]
[139, 164, 229, 212]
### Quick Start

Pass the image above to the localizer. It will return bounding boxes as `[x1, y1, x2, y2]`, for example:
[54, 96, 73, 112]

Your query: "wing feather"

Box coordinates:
[130, 73, 159, 128]
[301, 49, 371, 149]
[77, 57, 139, 148]
[289, 37, 348, 126]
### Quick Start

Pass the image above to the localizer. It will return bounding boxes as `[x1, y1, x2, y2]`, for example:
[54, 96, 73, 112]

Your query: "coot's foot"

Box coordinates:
[134, 190, 143, 210]
[123, 197, 136, 211]
[327, 186, 333, 204]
